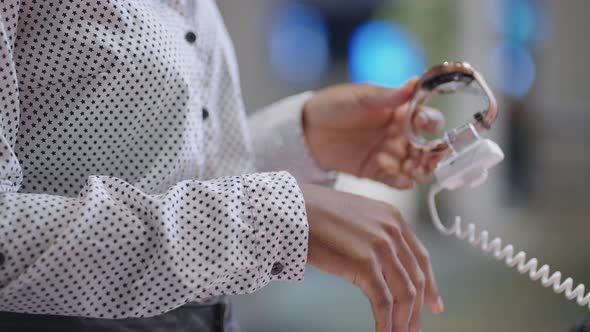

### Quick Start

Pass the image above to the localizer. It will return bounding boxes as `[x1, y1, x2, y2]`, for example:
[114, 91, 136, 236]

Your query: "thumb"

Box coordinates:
[361, 77, 419, 109]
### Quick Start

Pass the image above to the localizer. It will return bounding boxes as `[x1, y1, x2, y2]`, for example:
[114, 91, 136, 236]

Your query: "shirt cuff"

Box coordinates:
[241, 171, 309, 283]
[251, 92, 338, 187]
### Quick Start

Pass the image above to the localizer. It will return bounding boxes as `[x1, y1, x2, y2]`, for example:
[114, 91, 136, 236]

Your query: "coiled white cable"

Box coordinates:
[428, 182, 590, 310]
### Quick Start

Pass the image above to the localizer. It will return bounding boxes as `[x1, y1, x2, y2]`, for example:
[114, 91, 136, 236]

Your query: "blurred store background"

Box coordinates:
[216, 0, 590, 331]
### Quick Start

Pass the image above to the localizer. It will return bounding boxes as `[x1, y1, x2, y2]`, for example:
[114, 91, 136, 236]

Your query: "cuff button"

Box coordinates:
[271, 262, 284, 275]
[185, 31, 197, 44]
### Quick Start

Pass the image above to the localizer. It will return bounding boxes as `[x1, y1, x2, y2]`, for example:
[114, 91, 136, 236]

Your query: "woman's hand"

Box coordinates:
[303, 81, 445, 189]
[302, 184, 444, 332]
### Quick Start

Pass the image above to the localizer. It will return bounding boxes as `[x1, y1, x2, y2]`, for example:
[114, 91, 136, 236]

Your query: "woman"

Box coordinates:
[0, 1, 445, 331]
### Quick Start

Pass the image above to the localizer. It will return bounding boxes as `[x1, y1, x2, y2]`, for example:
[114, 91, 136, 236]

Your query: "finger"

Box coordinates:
[413, 106, 445, 134]
[373, 154, 415, 190]
[359, 262, 394, 332]
[411, 166, 433, 185]
[417, 149, 430, 167]
[380, 174, 413, 190]
[360, 153, 385, 181]
[424, 154, 444, 174]
[408, 145, 421, 160]
[383, 136, 409, 160]
[399, 224, 445, 315]
[376, 152, 401, 175]
[359, 78, 418, 110]
[402, 159, 415, 177]
[377, 242, 415, 332]
[404, 158, 432, 185]
[386, 119, 402, 136]
[393, 236, 426, 332]
[411, 152, 434, 184]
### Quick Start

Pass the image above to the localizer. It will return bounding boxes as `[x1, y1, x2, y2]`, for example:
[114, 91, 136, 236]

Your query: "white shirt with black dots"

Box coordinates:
[0, 0, 334, 319]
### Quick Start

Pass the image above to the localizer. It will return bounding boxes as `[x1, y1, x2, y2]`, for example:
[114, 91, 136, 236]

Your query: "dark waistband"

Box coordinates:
[0, 297, 233, 332]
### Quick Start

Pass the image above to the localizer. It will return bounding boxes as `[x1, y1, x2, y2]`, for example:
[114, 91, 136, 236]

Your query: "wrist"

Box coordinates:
[299, 183, 321, 266]
[301, 99, 331, 171]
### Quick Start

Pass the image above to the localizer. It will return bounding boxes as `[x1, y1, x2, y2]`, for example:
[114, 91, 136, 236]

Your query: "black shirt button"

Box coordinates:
[0, 252, 5, 266]
[202, 108, 210, 120]
[271, 262, 284, 275]
[185, 31, 197, 44]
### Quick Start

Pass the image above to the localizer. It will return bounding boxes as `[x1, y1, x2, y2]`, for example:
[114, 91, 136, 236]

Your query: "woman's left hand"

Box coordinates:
[303, 80, 445, 189]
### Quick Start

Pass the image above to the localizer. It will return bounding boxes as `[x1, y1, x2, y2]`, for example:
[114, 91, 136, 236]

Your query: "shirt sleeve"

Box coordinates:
[249, 92, 338, 187]
[0, 7, 308, 319]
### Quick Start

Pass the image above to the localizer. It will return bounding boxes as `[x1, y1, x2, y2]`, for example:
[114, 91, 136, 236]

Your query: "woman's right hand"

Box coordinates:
[301, 184, 444, 332]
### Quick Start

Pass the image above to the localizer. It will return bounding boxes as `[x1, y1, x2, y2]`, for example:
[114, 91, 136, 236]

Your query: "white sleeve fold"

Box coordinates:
[249, 92, 337, 187]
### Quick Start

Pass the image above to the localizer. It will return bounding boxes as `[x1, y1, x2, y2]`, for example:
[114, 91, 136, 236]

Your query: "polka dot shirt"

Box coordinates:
[0, 0, 333, 319]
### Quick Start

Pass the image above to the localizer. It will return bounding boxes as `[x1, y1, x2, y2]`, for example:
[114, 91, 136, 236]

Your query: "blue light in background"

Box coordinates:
[489, 44, 536, 98]
[504, 0, 535, 44]
[268, 2, 329, 85]
[348, 21, 425, 88]
[487, 0, 549, 46]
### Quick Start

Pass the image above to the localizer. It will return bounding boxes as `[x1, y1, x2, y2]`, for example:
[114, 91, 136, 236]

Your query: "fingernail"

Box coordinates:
[400, 77, 419, 95]
[376, 153, 399, 172]
[402, 159, 414, 174]
[434, 297, 445, 314]
[406, 76, 419, 87]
